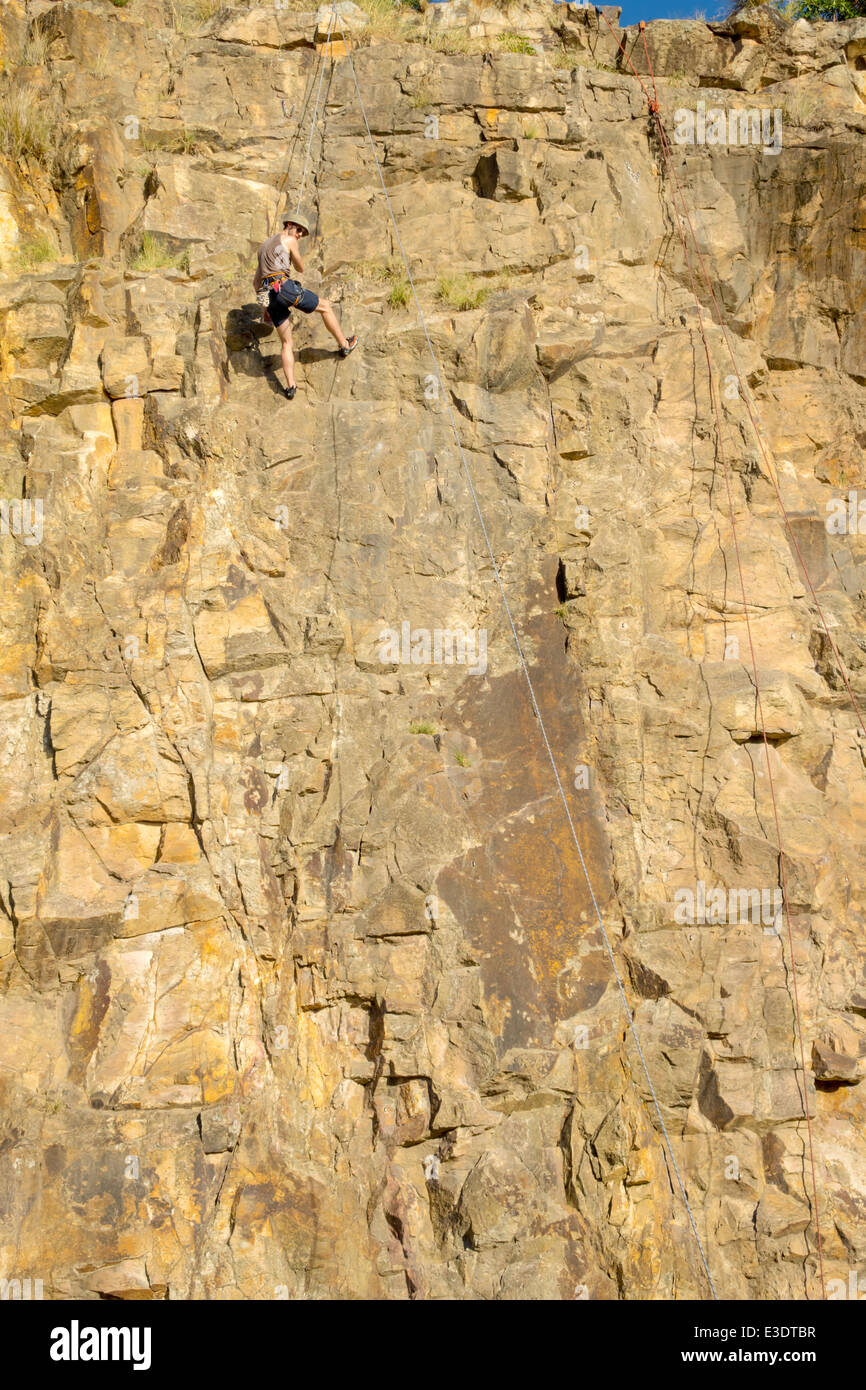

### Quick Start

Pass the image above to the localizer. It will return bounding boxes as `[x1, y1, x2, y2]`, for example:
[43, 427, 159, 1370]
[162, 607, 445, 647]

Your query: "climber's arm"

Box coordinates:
[289, 236, 305, 274]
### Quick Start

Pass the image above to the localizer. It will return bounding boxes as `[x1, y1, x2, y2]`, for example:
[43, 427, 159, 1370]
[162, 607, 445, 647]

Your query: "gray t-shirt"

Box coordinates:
[257, 232, 291, 282]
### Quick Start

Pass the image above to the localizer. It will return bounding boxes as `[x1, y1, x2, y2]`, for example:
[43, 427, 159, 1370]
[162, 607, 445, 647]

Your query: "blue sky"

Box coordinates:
[559, 2, 727, 24]
[618, 1, 725, 18]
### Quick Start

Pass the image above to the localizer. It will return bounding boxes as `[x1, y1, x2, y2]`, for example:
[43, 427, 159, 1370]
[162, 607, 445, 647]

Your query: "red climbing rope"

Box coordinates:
[596, 7, 830, 1298]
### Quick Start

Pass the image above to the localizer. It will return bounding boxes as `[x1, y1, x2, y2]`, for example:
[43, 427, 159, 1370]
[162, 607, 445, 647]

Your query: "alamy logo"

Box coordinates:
[674, 881, 782, 928]
[827, 1270, 865, 1300]
[673, 101, 782, 156]
[50, 1320, 151, 1371]
[826, 491, 866, 535]
[0, 498, 43, 546]
[1, 1276, 43, 1299]
[378, 622, 487, 676]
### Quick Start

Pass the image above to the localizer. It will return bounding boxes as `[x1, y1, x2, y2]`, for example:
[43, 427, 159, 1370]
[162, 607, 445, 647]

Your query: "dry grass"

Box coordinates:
[498, 32, 535, 54]
[419, 28, 490, 57]
[138, 126, 205, 154]
[191, 0, 223, 19]
[350, 256, 402, 282]
[435, 272, 493, 311]
[86, 52, 112, 78]
[20, 29, 50, 68]
[167, 0, 224, 34]
[129, 232, 190, 273]
[436, 269, 518, 309]
[387, 279, 410, 308]
[353, 0, 413, 40]
[15, 235, 55, 270]
[784, 88, 819, 127]
[0, 84, 56, 164]
[349, 256, 411, 308]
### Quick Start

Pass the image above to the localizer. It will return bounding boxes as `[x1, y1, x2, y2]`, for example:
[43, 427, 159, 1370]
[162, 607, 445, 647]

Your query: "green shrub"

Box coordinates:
[410, 720, 436, 736]
[730, 0, 866, 17]
[794, 0, 866, 14]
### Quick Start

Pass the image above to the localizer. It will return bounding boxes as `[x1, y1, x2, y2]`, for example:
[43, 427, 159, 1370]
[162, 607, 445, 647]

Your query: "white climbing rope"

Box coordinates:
[295, 0, 339, 216]
[340, 32, 719, 1301]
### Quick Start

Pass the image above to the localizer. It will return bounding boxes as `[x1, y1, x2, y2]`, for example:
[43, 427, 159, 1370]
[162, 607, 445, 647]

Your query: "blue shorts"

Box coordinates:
[269, 279, 319, 327]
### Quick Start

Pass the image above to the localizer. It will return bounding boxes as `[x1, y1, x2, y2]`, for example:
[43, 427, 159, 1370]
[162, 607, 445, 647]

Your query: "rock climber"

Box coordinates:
[253, 208, 358, 400]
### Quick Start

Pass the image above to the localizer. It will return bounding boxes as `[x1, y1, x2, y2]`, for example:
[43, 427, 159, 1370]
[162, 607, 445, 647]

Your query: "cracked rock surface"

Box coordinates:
[0, 0, 865, 1299]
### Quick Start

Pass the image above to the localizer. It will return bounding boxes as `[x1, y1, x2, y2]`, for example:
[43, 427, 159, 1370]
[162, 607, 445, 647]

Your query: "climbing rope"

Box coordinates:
[341, 24, 719, 1300]
[295, 0, 338, 217]
[596, 7, 829, 1298]
[602, 9, 865, 748]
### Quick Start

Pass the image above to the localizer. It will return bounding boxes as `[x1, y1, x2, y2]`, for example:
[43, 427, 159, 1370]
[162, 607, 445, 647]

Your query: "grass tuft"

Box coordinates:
[20, 30, 50, 67]
[15, 235, 55, 269]
[129, 232, 190, 273]
[355, 0, 413, 39]
[784, 89, 819, 127]
[167, 0, 223, 34]
[410, 720, 436, 736]
[350, 257, 411, 308]
[420, 28, 489, 56]
[435, 273, 492, 312]
[0, 84, 56, 164]
[408, 85, 434, 109]
[387, 279, 410, 309]
[498, 32, 535, 54]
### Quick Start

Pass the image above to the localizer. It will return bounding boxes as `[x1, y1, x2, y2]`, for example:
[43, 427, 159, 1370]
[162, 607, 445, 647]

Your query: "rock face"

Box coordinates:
[0, 0, 865, 1300]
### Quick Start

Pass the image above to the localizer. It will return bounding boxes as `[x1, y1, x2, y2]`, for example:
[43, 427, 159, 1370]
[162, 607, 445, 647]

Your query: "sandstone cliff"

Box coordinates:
[0, 0, 865, 1300]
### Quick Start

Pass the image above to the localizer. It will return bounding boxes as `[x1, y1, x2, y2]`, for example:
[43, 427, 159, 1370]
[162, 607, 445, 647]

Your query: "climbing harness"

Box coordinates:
[260, 274, 307, 306]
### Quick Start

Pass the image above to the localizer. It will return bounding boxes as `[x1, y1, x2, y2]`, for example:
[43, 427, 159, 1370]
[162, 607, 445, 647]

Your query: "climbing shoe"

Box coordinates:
[283, 385, 296, 400]
[339, 335, 358, 358]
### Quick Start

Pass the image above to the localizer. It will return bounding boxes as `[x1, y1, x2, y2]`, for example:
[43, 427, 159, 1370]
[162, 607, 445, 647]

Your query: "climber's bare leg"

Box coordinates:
[276, 318, 296, 389]
[314, 298, 349, 351]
